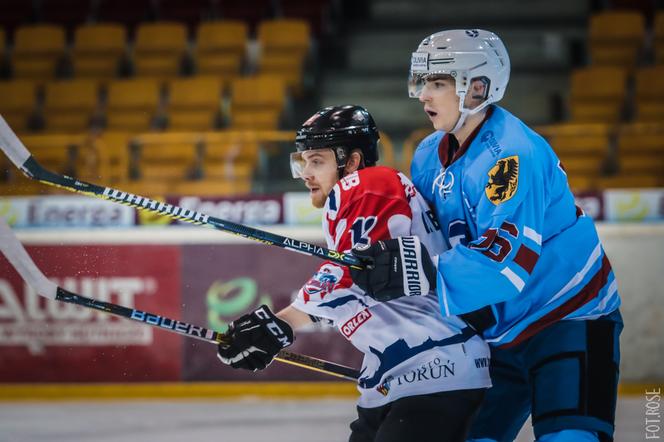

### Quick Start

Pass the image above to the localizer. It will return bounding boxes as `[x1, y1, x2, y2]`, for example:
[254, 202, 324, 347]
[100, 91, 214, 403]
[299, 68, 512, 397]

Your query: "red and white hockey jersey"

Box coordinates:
[291, 166, 491, 408]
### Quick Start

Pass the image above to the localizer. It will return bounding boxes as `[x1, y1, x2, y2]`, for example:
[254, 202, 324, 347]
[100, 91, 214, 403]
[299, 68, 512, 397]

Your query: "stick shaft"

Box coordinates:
[18, 157, 363, 269]
[55, 287, 360, 381]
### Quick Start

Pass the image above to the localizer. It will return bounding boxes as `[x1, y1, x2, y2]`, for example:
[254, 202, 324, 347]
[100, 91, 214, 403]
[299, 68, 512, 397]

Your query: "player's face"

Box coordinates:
[300, 149, 339, 208]
[418, 75, 460, 132]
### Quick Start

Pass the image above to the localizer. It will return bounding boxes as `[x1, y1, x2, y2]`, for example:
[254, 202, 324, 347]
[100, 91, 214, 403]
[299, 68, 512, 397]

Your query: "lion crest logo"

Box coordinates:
[485, 155, 519, 204]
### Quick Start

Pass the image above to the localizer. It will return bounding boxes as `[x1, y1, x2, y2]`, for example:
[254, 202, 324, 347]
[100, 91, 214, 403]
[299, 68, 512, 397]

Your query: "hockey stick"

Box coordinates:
[0, 217, 360, 381]
[0, 115, 364, 269]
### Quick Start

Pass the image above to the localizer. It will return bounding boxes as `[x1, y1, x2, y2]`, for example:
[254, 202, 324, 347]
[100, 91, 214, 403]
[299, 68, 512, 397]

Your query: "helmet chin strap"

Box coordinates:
[450, 110, 469, 134]
[450, 92, 491, 134]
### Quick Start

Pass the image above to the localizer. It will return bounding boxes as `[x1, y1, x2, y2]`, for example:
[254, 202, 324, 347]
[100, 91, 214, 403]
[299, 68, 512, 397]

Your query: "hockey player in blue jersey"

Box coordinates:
[350, 30, 622, 442]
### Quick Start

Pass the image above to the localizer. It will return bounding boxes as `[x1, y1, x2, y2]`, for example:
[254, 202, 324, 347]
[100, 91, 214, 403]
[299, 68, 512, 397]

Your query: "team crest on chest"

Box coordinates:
[485, 155, 519, 204]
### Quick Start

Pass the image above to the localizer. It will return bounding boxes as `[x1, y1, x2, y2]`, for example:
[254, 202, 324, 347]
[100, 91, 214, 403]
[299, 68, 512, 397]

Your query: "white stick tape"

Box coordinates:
[0, 217, 57, 299]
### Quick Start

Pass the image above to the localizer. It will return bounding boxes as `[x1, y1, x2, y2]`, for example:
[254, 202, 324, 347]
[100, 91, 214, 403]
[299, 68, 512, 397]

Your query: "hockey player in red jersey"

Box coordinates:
[216, 105, 491, 442]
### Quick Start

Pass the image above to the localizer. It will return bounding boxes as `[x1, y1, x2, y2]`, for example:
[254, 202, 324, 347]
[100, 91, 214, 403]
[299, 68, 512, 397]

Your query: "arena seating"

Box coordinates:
[569, 66, 628, 123]
[42, 79, 100, 132]
[537, 123, 612, 191]
[0, 1, 660, 197]
[166, 76, 224, 131]
[72, 24, 127, 79]
[105, 78, 161, 131]
[230, 75, 286, 129]
[589, 10, 645, 68]
[655, 12, 664, 64]
[257, 19, 310, 96]
[194, 20, 247, 78]
[0, 79, 37, 132]
[132, 22, 188, 81]
[634, 66, 664, 122]
[11, 24, 66, 80]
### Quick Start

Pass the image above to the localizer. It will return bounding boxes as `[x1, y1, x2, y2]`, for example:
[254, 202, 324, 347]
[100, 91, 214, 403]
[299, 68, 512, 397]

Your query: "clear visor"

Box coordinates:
[408, 71, 454, 98]
[290, 149, 345, 179]
[290, 152, 305, 179]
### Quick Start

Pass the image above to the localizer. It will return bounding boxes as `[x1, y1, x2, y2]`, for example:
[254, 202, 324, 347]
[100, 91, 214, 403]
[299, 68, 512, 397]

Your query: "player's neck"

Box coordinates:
[454, 108, 489, 146]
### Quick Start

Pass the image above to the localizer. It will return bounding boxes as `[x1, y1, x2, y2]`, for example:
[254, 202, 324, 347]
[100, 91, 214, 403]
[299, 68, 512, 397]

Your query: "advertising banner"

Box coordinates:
[135, 195, 284, 227]
[0, 196, 135, 228]
[180, 244, 362, 382]
[604, 189, 664, 222]
[283, 192, 323, 225]
[574, 191, 604, 220]
[0, 245, 182, 382]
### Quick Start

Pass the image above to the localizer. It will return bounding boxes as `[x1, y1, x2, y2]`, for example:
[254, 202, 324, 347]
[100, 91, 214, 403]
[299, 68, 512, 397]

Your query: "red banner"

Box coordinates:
[0, 245, 182, 382]
[180, 244, 362, 381]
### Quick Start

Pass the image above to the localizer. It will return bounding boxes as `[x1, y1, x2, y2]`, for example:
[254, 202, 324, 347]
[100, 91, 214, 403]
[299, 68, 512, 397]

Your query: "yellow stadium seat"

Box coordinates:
[94, 132, 131, 184]
[613, 123, 664, 180]
[0, 29, 5, 53]
[0, 176, 47, 196]
[166, 76, 223, 130]
[230, 75, 286, 129]
[569, 67, 627, 123]
[106, 79, 161, 131]
[654, 12, 664, 65]
[12, 24, 66, 80]
[203, 131, 260, 180]
[43, 80, 99, 132]
[72, 24, 126, 79]
[596, 174, 661, 189]
[566, 175, 595, 192]
[258, 53, 306, 95]
[0, 80, 37, 132]
[617, 123, 664, 155]
[132, 133, 200, 181]
[377, 131, 395, 169]
[195, 21, 247, 77]
[258, 19, 310, 57]
[174, 179, 250, 196]
[559, 157, 604, 177]
[257, 19, 310, 95]
[133, 22, 187, 80]
[589, 11, 645, 67]
[19, 134, 87, 175]
[634, 66, 664, 122]
[537, 123, 614, 188]
[537, 123, 612, 156]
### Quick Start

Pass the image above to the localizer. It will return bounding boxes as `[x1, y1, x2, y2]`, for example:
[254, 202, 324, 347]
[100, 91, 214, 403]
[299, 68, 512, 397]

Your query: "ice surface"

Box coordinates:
[0, 397, 643, 442]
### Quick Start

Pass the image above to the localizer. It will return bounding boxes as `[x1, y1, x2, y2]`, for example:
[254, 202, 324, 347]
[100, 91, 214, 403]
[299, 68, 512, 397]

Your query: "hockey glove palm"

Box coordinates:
[350, 236, 437, 302]
[217, 305, 294, 371]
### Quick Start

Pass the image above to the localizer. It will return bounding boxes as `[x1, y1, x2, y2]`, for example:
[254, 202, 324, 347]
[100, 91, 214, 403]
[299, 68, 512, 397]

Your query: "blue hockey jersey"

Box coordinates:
[411, 106, 621, 347]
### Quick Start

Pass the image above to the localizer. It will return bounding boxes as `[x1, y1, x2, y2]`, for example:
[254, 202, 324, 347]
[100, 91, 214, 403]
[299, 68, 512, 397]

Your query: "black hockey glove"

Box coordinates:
[217, 305, 294, 371]
[350, 236, 437, 302]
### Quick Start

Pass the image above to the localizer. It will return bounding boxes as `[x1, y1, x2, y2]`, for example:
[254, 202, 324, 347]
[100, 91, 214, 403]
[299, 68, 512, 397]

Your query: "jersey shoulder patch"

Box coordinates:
[485, 155, 519, 205]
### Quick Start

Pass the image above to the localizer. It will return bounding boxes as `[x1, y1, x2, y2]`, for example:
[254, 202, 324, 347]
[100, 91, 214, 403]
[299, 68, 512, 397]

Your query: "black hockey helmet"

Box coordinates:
[291, 105, 379, 178]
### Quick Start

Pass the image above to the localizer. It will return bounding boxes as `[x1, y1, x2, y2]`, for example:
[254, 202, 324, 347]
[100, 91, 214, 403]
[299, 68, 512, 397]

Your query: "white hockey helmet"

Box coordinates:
[409, 29, 510, 131]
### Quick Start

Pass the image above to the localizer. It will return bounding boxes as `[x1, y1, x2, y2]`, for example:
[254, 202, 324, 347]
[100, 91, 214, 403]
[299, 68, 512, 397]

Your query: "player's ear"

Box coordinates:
[344, 150, 363, 175]
[466, 77, 489, 109]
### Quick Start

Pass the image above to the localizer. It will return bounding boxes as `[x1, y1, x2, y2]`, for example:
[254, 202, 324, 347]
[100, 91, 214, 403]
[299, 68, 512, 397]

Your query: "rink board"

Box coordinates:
[0, 224, 662, 385]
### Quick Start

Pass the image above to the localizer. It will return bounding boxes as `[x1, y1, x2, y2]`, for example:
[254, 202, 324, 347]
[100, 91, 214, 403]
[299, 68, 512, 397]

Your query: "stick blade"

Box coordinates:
[0, 217, 57, 300]
[0, 113, 31, 169]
